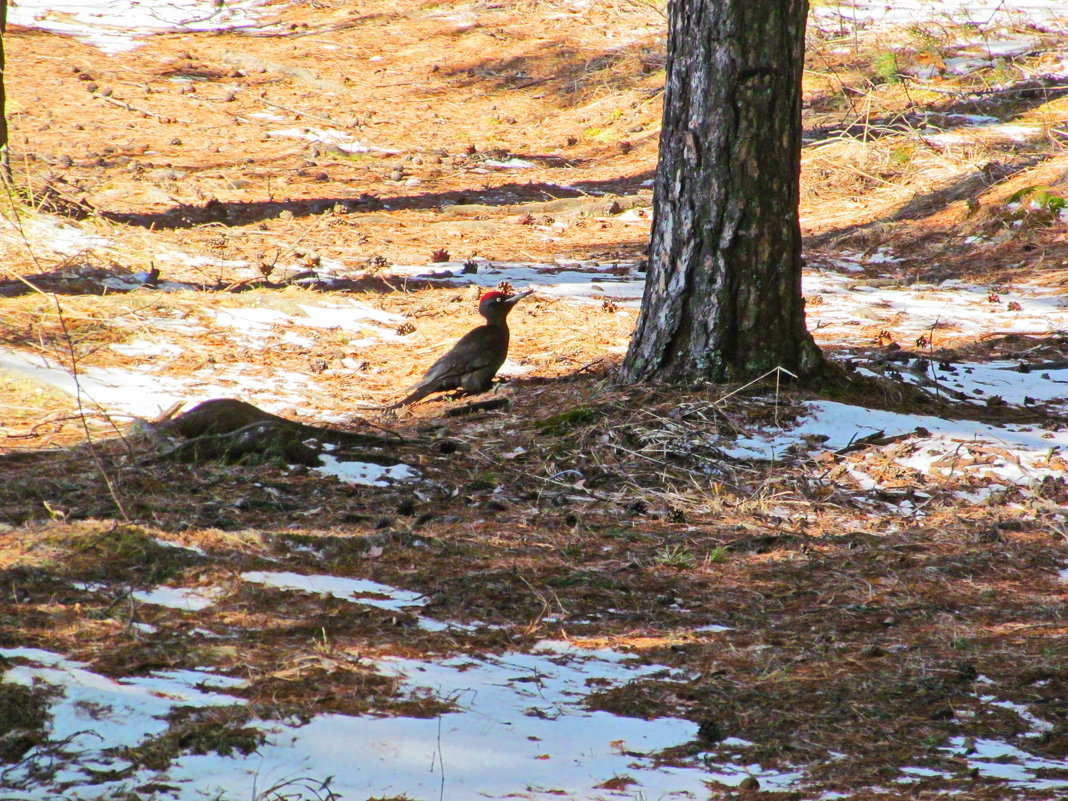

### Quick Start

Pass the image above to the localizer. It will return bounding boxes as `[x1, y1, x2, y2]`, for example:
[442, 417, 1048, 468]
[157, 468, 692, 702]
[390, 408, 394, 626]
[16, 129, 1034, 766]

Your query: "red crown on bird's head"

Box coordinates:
[479, 290, 507, 303]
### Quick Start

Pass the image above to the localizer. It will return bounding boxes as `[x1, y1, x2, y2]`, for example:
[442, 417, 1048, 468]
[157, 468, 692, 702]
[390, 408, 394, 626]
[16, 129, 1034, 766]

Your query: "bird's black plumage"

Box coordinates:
[395, 290, 531, 406]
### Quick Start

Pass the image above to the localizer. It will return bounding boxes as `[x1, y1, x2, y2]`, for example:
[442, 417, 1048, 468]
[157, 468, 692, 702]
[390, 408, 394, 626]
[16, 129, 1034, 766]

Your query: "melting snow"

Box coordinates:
[1, 215, 112, 256]
[241, 571, 427, 611]
[725, 398, 1067, 487]
[8, 0, 275, 54]
[0, 348, 196, 418]
[982, 695, 1055, 733]
[0, 646, 242, 797]
[0, 640, 799, 801]
[811, 0, 1068, 32]
[313, 454, 420, 485]
[942, 737, 1068, 790]
[209, 301, 407, 345]
[481, 157, 537, 169]
[387, 259, 645, 305]
[131, 585, 222, 611]
[804, 269, 1068, 343]
[917, 361, 1068, 408]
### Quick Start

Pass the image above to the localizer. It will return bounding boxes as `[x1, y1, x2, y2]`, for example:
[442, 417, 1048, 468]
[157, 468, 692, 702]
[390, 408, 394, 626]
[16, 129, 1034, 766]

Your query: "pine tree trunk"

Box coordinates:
[620, 0, 823, 385]
[0, 2, 8, 180]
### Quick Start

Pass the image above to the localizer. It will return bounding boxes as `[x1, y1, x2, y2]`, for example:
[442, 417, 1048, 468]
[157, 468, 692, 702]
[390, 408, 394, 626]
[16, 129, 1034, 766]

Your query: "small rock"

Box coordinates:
[278, 209, 294, 220]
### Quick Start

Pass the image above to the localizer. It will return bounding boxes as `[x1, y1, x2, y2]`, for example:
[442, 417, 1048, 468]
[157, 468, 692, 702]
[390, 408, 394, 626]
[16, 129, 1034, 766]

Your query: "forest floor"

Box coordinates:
[2, 0, 1068, 799]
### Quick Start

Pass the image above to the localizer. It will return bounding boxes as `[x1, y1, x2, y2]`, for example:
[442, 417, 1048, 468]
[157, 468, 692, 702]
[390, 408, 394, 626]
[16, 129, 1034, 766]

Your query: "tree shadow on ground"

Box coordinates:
[803, 76, 1068, 143]
[804, 153, 1055, 254]
[96, 172, 655, 231]
[430, 39, 665, 110]
[0, 231, 652, 298]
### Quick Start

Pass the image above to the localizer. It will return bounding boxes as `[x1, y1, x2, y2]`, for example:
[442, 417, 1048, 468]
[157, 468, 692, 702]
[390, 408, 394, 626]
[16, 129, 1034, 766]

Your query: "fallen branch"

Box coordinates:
[141, 398, 404, 465]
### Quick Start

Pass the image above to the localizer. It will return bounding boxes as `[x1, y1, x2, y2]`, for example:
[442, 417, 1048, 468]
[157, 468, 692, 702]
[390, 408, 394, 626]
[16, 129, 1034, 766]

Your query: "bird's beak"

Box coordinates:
[505, 289, 533, 305]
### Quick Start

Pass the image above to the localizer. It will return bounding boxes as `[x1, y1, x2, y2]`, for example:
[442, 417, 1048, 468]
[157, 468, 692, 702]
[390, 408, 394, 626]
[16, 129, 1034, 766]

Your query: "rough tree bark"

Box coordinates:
[0, 0, 8, 179]
[620, 0, 824, 385]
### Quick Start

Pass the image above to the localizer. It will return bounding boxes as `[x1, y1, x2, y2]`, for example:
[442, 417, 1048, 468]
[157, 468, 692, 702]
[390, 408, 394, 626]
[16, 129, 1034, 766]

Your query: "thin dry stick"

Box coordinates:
[0, 179, 130, 520]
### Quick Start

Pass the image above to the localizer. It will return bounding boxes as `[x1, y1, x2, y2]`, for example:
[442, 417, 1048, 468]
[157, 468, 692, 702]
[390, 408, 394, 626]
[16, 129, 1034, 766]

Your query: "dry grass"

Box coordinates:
[3, 0, 1068, 796]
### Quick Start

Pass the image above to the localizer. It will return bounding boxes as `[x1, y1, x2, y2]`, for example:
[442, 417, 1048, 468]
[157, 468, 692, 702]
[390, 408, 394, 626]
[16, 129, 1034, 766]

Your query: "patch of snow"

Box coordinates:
[8, 0, 276, 54]
[804, 269, 1068, 344]
[313, 454, 420, 485]
[152, 537, 206, 555]
[208, 302, 406, 346]
[2, 214, 113, 257]
[721, 736, 755, 747]
[497, 358, 534, 376]
[1, 647, 242, 794]
[482, 158, 537, 169]
[897, 765, 954, 783]
[131, 585, 221, 611]
[921, 122, 1045, 144]
[811, 0, 1068, 34]
[241, 571, 427, 611]
[724, 399, 1068, 488]
[981, 695, 1055, 733]
[0, 347, 194, 417]
[298, 301, 405, 327]
[385, 260, 645, 305]
[922, 360, 1068, 409]
[0, 638, 774, 800]
[942, 736, 1068, 790]
[70, 581, 108, 592]
[209, 307, 291, 336]
[248, 110, 285, 122]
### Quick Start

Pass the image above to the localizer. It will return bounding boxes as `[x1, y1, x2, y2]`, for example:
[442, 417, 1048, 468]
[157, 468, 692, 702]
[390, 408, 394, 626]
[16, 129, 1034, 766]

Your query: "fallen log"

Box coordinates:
[139, 398, 404, 465]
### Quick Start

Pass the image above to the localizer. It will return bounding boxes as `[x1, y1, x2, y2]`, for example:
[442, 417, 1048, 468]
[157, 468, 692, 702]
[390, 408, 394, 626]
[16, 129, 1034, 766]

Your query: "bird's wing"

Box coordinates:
[397, 326, 506, 405]
[421, 327, 504, 380]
